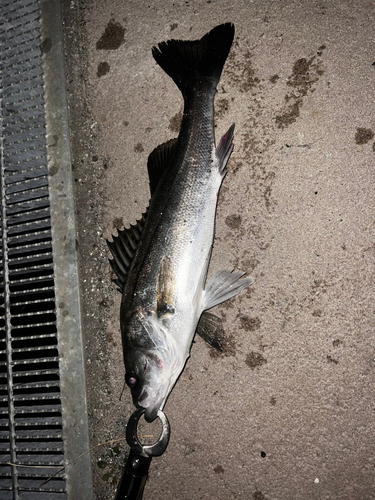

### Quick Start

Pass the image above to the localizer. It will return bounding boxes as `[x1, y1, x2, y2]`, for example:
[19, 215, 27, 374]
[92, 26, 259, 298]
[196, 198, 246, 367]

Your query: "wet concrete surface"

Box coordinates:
[61, 0, 375, 498]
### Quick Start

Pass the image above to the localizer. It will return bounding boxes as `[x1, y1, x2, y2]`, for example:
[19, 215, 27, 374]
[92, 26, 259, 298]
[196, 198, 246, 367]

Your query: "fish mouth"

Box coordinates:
[136, 387, 167, 423]
[136, 395, 161, 423]
[144, 404, 159, 423]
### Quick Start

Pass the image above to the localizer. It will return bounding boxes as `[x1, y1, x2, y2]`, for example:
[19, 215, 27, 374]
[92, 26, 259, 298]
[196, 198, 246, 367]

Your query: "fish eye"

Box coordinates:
[125, 373, 138, 388]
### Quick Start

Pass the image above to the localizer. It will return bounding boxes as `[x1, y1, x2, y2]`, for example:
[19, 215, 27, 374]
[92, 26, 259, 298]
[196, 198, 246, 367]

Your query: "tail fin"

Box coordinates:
[152, 23, 234, 96]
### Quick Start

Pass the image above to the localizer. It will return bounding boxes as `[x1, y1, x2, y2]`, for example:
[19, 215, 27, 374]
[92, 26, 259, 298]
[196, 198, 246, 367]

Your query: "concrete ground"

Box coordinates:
[61, 0, 375, 498]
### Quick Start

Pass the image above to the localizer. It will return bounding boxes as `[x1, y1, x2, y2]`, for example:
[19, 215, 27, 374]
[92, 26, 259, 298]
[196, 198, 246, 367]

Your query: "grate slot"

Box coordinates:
[5, 169, 48, 186]
[7, 208, 50, 222]
[4, 157, 47, 175]
[9, 258, 54, 273]
[6, 190, 50, 207]
[8, 243, 53, 259]
[7, 233, 52, 250]
[1, 67, 44, 90]
[8, 222, 51, 239]
[10, 291, 56, 304]
[5, 117, 46, 137]
[11, 326, 57, 341]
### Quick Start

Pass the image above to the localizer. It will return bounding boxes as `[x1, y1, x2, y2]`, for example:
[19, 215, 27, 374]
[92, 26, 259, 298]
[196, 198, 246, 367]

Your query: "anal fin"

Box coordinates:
[216, 123, 235, 174]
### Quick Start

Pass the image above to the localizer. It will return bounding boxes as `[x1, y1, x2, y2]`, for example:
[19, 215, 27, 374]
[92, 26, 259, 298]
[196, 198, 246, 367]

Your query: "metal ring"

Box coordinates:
[126, 408, 170, 458]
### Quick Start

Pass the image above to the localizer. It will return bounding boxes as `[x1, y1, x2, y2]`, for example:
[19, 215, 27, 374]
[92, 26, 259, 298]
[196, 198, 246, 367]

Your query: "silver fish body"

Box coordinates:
[107, 24, 253, 422]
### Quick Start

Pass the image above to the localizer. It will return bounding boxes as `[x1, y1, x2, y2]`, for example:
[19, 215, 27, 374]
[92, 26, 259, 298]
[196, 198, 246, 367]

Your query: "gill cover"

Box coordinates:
[125, 308, 181, 422]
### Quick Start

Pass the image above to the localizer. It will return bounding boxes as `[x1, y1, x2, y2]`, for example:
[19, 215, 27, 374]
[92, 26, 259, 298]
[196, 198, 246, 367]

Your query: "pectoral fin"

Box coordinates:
[202, 269, 254, 311]
[156, 256, 175, 317]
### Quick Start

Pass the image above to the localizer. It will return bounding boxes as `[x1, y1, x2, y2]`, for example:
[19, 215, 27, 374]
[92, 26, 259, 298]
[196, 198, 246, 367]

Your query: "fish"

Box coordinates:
[107, 23, 254, 422]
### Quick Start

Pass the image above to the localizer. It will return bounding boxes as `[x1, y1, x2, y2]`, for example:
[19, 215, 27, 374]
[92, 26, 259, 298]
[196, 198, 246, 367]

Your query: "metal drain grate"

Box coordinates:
[0, 1, 92, 498]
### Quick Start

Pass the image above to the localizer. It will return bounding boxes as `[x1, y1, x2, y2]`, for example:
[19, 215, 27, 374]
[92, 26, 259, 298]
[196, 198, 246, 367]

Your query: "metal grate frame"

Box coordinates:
[0, 0, 93, 498]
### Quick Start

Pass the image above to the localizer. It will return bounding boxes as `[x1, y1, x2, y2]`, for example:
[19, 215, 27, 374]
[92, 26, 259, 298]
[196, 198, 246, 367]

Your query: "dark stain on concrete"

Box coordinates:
[276, 49, 325, 129]
[270, 396, 277, 405]
[355, 127, 374, 145]
[241, 257, 259, 272]
[97, 61, 110, 77]
[253, 490, 265, 499]
[333, 339, 343, 347]
[182, 442, 197, 456]
[214, 465, 225, 474]
[106, 330, 117, 346]
[226, 46, 260, 92]
[312, 309, 322, 317]
[96, 19, 125, 50]
[317, 44, 326, 56]
[215, 97, 230, 119]
[239, 315, 261, 331]
[245, 351, 267, 369]
[40, 37, 52, 54]
[276, 100, 301, 129]
[327, 355, 339, 364]
[263, 171, 276, 211]
[169, 110, 183, 133]
[221, 41, 278, 216]
[134, 143, 144, 153]
[311, 277, 328, 294]
[225, 214, 242, 230]
[209, 332, 236, 359]
[269, 74, 279, 84]
[112, 217, 123, 230]
[291, 57, 315, 79]
[220, 298, 235, 310]
[170, 23, 178, 32]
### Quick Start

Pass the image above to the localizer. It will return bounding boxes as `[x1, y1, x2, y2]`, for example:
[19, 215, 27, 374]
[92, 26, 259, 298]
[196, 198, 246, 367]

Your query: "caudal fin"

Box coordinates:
[152, 23, 235, 97]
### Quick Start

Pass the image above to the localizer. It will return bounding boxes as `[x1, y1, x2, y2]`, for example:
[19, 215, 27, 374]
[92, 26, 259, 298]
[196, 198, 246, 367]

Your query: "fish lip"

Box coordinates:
[144, 404, 159, 423]
[137, 389, 167, 423]
[135, 399, 160, 423]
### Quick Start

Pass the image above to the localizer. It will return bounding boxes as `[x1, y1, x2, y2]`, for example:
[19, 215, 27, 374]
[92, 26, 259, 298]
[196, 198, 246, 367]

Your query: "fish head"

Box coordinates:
[123, 308, 181, 422]
[124, 348, 170, 422]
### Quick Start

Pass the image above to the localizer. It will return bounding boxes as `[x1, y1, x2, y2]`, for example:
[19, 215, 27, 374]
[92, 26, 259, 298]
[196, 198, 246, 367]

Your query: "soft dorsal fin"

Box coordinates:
[106, 210, 148, 293]
[147, 138, 177, 195]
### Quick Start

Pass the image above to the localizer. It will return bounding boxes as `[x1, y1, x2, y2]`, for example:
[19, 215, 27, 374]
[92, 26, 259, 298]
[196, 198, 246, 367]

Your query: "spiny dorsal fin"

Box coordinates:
[106, 210, 148, 293]
[147, 139, 177, 195]
[156, 255, 175, 317]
